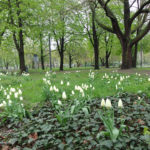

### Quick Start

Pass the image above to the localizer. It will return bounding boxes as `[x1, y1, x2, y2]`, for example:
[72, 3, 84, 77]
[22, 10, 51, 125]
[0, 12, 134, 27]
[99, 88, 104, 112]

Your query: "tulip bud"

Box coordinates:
[62, 91, 67, 99]
[118, 99, 123, 108]
[101, 99, 105, 107]
[105, 99, 112, 108]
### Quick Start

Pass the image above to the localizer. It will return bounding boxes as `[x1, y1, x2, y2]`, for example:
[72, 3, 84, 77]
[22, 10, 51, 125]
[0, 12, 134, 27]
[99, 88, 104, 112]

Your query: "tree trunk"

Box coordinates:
[105, 51, 111, 68]
[40, 34, 45, 70]
[94, 46, 99, 69]
[18, 49, 26, 73]
[60, 51, 64, 71]
[59, 37, 65, 71]
[69, 54, 72, 68]
[121, 44, 132, 69]
[106, 53, 109, 68]
[132, 43, 138, 68]
[100, 57, 105, 66]
[18, 29, 26, 73]
[92, 9, 99, 70]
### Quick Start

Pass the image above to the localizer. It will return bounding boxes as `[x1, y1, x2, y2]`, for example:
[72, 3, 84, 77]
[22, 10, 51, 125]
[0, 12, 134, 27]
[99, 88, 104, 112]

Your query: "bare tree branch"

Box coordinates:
[130, 0, 150, 24]
[130, 21, 150, 46]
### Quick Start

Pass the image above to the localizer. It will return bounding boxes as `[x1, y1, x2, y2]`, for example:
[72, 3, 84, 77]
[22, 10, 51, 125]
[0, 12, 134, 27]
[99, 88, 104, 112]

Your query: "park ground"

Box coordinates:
[0, 67, 150, 149]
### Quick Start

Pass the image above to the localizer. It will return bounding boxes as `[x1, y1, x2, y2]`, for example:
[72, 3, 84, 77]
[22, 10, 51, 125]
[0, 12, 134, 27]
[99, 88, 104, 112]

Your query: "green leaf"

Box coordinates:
[112, 128, 119, 141]
[82, 107, 89, 116]
[71, 105, 75, 114]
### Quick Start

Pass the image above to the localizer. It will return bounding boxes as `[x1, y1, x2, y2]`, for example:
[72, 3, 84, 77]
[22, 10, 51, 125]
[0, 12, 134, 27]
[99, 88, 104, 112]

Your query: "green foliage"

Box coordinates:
[1, 92, 150, 149]
[98, 109, 125, 142]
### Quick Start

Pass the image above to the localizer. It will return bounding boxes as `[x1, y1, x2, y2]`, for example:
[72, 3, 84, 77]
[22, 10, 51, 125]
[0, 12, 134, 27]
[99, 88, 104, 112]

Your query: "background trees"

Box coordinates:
[94, 0, 150, 69]
[0, 0, 150, 72]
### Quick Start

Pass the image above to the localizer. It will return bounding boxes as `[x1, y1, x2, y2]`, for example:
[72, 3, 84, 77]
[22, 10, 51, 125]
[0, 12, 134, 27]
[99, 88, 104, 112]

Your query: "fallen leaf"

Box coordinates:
[137, 119, 145, 125]
[29, 132, 38, 141]
[2, 145, 9, 150]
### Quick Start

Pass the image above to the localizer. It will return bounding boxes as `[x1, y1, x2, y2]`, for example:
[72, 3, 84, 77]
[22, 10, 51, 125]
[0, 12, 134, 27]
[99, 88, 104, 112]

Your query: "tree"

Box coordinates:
[78, 1, 101, 69]
[93, 0, 150, 69]
[103, 32, 113, 68]
[132, 0, 149, 68]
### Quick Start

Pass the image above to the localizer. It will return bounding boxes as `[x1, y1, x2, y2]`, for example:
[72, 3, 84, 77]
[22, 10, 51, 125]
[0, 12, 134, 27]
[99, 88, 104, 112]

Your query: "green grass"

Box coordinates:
[0, 68, 150, 109]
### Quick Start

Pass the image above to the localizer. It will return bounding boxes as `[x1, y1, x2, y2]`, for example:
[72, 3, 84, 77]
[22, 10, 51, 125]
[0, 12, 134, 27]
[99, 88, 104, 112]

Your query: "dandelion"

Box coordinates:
[118, 99, 123, 108]
[105, 99, 112, 108]
[138, 97, 141, 100]
[148, 78, 150, 81]
[101, 99, 105, 107]
[62, 91, 67, 99]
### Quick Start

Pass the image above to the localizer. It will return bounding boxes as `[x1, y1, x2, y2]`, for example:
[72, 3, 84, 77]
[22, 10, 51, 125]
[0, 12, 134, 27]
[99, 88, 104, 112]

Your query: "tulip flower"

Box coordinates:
[101, 99, 105, 107]
[62, 91, 67, 99]
[118, 99, 123, 108]
[105, 99, 112, 108]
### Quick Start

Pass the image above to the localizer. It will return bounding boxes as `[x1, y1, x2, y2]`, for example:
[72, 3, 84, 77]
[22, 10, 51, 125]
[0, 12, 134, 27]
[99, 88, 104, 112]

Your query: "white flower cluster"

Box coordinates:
[0, 85, 24, 108]
[101, 98, 123, 108]
[43, 78, 51, 85]
[22, 72, 30, 77]
[135, 73, 141, 76]
[88, 70, 95, 79]
[0, 72, 6, 76]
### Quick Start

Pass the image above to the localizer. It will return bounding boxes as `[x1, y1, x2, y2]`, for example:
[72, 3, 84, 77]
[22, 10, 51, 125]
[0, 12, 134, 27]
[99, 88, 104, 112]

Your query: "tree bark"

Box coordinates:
[40, 34, 45, 70]
[60, 51, 64, 71]
[91, 6, 99, 70]
[106, 51, 111, 68]
[8, 0, 26, 73]
[69, 53, 72, 68]
[100, 57, 105, 66]
[121, 43, 132, 69]
[132, 43, 138, 68]
[18, 49, 26, 73]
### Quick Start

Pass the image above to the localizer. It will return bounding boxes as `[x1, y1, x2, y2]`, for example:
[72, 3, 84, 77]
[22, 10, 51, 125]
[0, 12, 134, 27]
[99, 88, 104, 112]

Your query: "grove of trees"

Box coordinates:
[0, 0, 150, 72]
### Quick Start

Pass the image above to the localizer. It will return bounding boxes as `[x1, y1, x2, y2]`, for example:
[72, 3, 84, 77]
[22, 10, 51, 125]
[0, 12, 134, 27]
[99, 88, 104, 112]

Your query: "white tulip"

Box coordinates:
[67, 82, 70, 86]
[7, 95, 10, 99]
[18, 89, 22, 95]
[101, 99, 105, 107]
[105, 99, 112, 108]
[62, 91, 67, 99]
[20, 96, 23, 101]
[50, 86, 53, 91]
[58, 100, 62, 105]
[61, 80, 63, 85]
[72, 90, 75, 95]
[118, 99, 123, 108]
[14, 92, 18, 98]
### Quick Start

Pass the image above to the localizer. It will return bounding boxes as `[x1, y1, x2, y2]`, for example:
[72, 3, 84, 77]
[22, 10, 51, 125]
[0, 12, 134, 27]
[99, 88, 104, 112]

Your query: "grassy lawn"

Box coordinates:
[0, 68, 150, 108]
